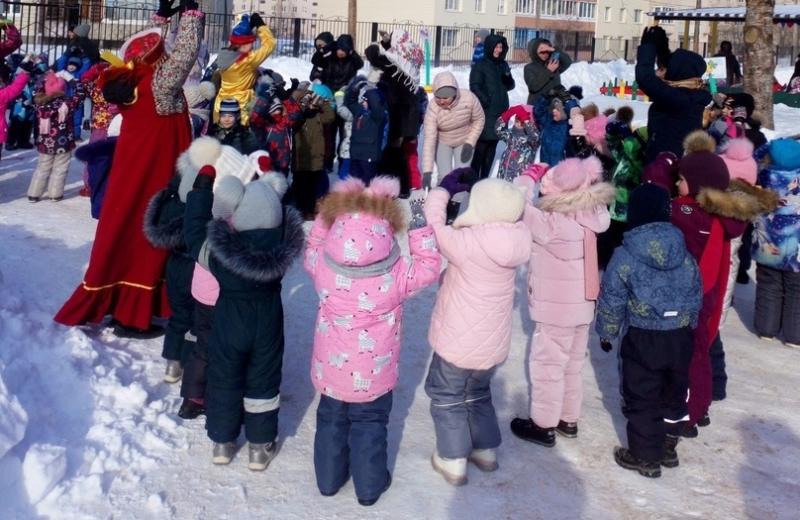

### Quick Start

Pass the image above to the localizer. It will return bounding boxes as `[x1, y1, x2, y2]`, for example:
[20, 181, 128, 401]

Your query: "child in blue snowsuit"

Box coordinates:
[534, 87, 574, 166]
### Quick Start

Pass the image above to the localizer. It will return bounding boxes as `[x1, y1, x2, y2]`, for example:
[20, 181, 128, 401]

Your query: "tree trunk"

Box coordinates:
[744, 0, 776, 129]
[348, 0, 357, 44]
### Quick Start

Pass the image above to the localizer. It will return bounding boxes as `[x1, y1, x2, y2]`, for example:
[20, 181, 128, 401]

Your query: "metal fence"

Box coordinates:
[0, 1, 598, 66]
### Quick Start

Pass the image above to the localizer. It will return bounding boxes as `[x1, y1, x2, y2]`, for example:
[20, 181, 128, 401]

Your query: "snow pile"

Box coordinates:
[0, 233, 188, 517]
[0, 363, 27, 460]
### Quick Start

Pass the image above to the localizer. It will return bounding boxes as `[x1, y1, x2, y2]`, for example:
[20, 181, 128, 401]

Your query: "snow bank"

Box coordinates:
[0, 366, 27, 460]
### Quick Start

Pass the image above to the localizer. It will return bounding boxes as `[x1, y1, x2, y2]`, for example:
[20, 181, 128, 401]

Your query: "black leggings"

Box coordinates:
[470, 140, 499, 179]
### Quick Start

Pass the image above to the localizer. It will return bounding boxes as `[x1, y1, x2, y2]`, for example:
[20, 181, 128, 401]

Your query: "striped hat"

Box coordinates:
[219, 98, 241, 117]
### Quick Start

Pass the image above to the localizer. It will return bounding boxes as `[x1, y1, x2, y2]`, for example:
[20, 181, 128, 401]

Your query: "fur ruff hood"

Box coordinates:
[536, 181, 616, 214]
[206, 207, 305, 283]
[143, 187, 186, 251]
[697, 180, 778, 221]
[319, 177, 406, 232]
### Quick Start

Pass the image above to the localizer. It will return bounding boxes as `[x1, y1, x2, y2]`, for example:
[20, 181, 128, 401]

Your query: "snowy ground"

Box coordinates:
[1, 59, 799, 519]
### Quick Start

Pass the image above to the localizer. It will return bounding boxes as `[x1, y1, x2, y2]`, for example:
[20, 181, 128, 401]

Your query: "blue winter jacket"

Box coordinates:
[347, 88, 387, 162]
[753, 139, 800, 272]
[534, 94, 569, 167]
[596, 222, 703, 339]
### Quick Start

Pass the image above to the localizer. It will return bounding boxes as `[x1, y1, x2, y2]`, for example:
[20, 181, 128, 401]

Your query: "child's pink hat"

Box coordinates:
[584, 114, 608, 145]
[719, 137, 757, 185]
[44, 72, 66, 97]
[540, 156, 603, 195]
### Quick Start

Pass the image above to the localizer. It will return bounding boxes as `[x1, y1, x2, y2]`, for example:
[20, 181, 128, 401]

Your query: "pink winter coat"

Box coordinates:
[421, 71, 485, 173]
[304, 215, 441, 403]
[425, 188, 531, 370]
[0, 71, 29, 144]
[523, 183, 613, 327]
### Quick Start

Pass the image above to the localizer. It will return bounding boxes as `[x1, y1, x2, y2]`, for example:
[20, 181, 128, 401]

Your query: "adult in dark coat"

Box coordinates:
[635, 26, 712, 164]
[67, 24, 100, 65]
[310, 31, 335, 82]
[523, 37, 572, 105]
[319, 34, 364, 92]
[713, 41, 742, 87]
[469, 33, 514, 179]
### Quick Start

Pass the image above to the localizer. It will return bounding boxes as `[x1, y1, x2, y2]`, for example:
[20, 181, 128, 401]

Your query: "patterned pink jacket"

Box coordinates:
[304, 214, 441, 403]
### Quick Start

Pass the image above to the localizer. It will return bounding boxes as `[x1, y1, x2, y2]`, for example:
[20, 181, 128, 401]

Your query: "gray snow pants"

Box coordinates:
[424, 353, 501, 459]
[434, 143, 471, 183]
[28, 151, 72, 199]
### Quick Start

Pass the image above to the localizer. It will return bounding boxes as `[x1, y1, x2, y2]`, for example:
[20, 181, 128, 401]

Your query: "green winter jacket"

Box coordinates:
[607, 127, 648, 222]
[469, 34, 514, 141]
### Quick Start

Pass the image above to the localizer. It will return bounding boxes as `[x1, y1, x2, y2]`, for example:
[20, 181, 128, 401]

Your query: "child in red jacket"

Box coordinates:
[669, 131, 761, 432]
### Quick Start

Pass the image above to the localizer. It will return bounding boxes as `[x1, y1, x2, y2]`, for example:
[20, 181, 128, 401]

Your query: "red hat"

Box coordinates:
[121, 28, 165, 64]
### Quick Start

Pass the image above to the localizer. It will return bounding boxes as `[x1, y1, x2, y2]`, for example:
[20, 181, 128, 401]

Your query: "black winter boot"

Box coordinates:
[510, 418, 556, 447]
[697, 414, 711, 427]
[614, 447, 661, 478]
[177, 398, 205, 419]
[662, 435, 680, 468]
[357, 472, 392, 507]
[555, 420, 578, 438]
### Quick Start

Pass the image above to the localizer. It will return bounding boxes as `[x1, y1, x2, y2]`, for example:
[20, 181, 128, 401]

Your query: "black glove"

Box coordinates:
[641, 26, 669, 56]
[156, 0, 179, 18]
[460, 144, 474, 163]
[249, 12, 265, 30]
[365, 44, 392, 70]
[600, 339, 613, 353]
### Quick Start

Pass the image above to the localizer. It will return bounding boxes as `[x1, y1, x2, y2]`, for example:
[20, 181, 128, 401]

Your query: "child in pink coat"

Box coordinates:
[424, 174, 531, 486]
[304, 176, 440, 507]
[511, 156, 614, 446]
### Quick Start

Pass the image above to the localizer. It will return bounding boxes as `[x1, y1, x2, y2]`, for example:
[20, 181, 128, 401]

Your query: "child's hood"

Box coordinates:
[768, 138, 800, 170]
[471, 222, 532, 268]
[318, 177, 405, 269]
[622, 222, 689, 271]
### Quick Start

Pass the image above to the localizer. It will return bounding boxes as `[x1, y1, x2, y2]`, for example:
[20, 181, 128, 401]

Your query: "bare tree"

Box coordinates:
[348, 0, 357, 43]
[744, 0, 776, 129]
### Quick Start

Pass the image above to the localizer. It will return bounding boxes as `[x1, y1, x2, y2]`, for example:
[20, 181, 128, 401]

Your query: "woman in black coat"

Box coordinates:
[635, 27, 712, 164]
[469, 34, 514, 179]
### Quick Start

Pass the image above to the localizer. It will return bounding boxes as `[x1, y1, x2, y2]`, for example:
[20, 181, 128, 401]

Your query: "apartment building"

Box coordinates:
[511, 0, 598, 61]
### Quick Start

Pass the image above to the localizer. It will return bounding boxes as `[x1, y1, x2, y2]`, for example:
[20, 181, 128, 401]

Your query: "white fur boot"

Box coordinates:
[468, 448, 499, 472]
[431, 452, 468, 486]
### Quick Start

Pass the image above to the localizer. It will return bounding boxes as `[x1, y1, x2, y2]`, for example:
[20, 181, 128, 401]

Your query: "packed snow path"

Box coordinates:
[1, 59, 799, 519]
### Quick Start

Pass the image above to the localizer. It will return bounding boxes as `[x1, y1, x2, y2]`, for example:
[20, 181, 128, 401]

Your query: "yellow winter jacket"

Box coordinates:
[213, 25, 276, 125]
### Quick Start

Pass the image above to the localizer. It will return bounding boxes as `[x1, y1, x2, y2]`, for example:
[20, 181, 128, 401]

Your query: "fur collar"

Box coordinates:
[536, 182, 615, 214]
[697, 184, 769, 221]
[206, 207, 305, 283]
[319, 190, 405, 232]
[34, 92, 65, 105]
[728, 179, 780, 213]
[143, 187, 186, 251]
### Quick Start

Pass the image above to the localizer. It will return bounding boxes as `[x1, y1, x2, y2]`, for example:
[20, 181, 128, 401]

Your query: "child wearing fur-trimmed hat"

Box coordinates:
[510, 156, 613, 447]
[494, 104, 540, 182]
[182, 148, 305, 471]
[670, 130, 768, 430]
[423, 174, 531, 487]
[305, 176, 440, 506]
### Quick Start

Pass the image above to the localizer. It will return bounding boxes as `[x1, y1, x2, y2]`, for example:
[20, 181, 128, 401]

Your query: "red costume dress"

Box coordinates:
[55, 11, 203, 330]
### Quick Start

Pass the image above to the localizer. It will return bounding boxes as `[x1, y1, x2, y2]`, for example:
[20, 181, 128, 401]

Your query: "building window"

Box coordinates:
[498, 0, 507, 14]
[604, 6, 611, 22]
[619, 8, 626, 22]
[475, 0, 485, 13]
[445, 0, 461, 11]
[442, 28, 458, 47]
[516, 0, 534, 14]
[633, 9, 642, 23]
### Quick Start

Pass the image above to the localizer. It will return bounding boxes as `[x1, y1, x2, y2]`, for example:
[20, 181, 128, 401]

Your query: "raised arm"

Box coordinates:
[152, 10, 204, 112]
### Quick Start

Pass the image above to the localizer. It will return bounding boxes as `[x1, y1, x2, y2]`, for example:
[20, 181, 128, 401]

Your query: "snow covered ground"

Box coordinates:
[1, 58, 799, 519]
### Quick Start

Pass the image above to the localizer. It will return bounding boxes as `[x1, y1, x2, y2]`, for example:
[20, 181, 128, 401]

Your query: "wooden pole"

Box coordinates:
[709, 20, 719, 55]
[693, 0, 702, 52]
[683, 20, 691, 49]
[348, 0, 357, 42]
